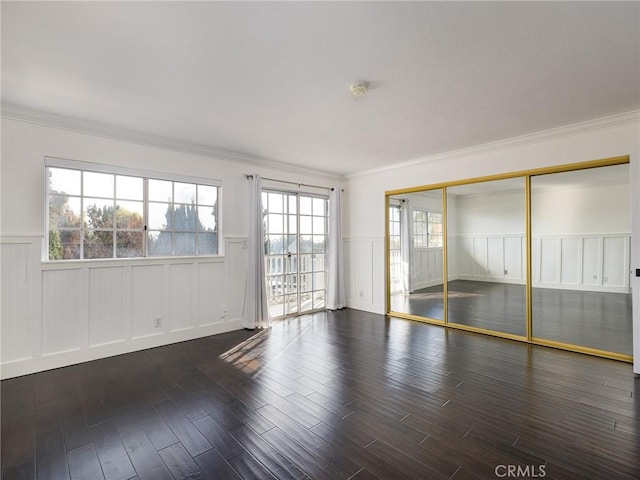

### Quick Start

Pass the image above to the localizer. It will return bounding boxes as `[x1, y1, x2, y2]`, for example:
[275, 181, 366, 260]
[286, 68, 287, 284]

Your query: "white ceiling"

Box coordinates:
[2, 1, 639, 177]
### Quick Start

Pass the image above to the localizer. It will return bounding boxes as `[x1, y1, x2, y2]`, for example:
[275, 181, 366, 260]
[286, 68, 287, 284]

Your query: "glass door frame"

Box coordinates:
[385, 155, 632, 363]
[263, 188, 329, 320]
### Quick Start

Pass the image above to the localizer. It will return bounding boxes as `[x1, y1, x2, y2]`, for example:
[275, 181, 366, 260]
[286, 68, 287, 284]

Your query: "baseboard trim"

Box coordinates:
[1, 318, 243, 379]
[346, 300, 385, 315]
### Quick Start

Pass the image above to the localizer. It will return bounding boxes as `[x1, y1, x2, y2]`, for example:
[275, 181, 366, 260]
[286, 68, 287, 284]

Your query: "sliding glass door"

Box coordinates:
[262, 190, 328, 319]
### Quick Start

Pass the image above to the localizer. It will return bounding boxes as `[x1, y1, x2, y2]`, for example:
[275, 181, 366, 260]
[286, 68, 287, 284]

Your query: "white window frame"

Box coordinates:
[413, 208, 443, 248]
[44, 157, 223, 261]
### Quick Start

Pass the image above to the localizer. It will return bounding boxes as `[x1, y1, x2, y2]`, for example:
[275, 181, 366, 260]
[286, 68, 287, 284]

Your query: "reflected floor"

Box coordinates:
[391, 280, 632, 354]
[533, 287, 632, 355]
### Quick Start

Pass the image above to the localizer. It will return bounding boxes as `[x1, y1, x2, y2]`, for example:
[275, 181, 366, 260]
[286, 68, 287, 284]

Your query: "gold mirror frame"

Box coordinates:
[385, 155, 632, 363]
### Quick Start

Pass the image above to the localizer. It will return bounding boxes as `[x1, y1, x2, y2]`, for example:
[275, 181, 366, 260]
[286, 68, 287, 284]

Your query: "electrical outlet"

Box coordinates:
[593, 274, 598, 280]
[155, 317, 162, 328]
[221, 306, 228, 318]
[504, 269, 508, 275]
[359, 290, 364, 298]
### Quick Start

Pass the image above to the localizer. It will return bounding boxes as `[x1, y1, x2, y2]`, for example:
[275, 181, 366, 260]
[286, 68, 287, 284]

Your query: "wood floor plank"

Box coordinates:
[1, 309, 638, 480]
[89, 421, 136, 480]
[192, 415, 245, 460]
[67, 445, 105, 480]
[256, 403, 362, 478]
[262, 426, 346, 479]
[229, 424, 310, 480]
[35, 429, 70, 480]
[119, 427, 172, 480]
[157, 442, 206, 480]
[153, 399, 213, 457]
[226, 450, 277, 480]
[138, 414, 179, 451]
[193, 449, 242, 480]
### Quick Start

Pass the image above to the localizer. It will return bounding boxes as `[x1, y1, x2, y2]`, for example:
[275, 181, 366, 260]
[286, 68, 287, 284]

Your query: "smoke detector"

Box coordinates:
[350, 82, 369, 97]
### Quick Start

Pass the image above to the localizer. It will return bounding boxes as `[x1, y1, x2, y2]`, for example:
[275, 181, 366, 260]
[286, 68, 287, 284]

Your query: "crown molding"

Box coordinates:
[1, 103, 343, 181]
[347, 110, 640, 180]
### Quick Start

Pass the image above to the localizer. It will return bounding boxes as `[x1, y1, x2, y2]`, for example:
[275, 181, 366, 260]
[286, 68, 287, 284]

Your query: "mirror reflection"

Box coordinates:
[531, 164, 632, 355]
[446, 178, 527, 336]
[389, 189, 445, 321]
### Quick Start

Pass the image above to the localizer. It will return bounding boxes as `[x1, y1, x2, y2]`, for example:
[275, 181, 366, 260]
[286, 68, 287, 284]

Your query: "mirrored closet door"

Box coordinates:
[530, 164, 632, 356]
[446, 178, 527, 338]
[388, 189, 445, 322]
[386, 156, 633, 362]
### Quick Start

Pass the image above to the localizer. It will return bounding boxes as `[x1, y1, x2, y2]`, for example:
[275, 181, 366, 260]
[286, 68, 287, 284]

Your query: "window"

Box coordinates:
[413, 209, 428, 247]
[46, 160, 220, 260]
[413, 209, 443, 248]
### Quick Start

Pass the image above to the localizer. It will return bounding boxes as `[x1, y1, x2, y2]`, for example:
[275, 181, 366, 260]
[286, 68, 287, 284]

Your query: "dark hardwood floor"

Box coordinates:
[392, 280, 633, 354]
[2, 309, 639, 480]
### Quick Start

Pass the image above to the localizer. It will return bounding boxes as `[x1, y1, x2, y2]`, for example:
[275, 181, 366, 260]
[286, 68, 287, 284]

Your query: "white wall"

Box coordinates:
[343, 113, 640, 372]
[0, 117, 342, 379]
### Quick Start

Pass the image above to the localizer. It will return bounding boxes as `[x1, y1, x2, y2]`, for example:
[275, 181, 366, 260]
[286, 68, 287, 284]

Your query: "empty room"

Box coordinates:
[1, 2, 639, 480]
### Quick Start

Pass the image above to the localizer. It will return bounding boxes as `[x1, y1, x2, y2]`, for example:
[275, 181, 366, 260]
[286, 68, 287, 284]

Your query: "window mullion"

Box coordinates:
[80, 171, 85, 260]
[112, 175, 117, 259]
[144, 177, 148, 258]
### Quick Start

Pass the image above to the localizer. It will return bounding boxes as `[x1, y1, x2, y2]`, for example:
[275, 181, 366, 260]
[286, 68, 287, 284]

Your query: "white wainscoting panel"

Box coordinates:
[345, 238, 385, 314]
[449, 233, 629, 293]
[561, 237, 581, 285]
[169, 263, 195, 332]
[582, 237, 601, 285]
[412, 248, 443, 290]
[487, 237, 504, 277]
[603, 237, 627, 287]
[354, 241, 373, 305]
[1, 242, 32, 362]
[89, 267, 124, 346]
[372, 239, 385, 310]
[504, 236, 523, 280]
[198, 262, 224, 326]
[131, 265, 166, 338]
[3, 245, 243, 379]
[458, 238, 474, 277]
[224, 237, 248, 322]
[539, 238, 561, 284]
[42, 269, 82, 355]
[473, 237, 488, 277]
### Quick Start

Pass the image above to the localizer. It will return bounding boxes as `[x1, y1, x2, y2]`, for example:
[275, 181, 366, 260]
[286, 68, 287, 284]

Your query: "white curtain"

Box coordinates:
[400, 199, 413, 294]
[242, 174, 271, 329]
[327, 187, 346, 310]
